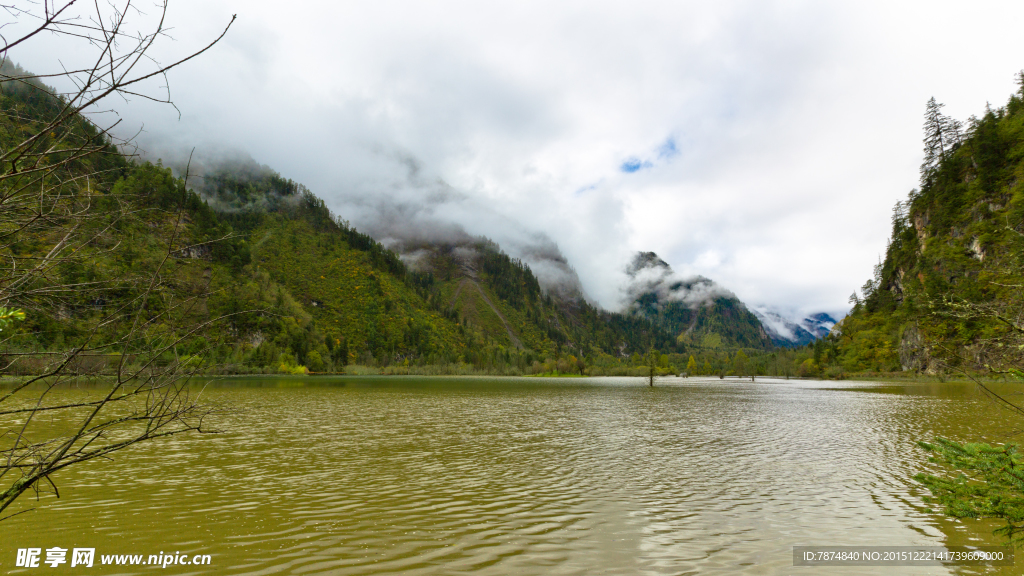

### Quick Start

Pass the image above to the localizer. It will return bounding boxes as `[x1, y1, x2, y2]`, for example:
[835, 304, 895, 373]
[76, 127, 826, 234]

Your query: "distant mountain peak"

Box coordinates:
[623, 251, 729, 310]
[801, 313, 837, 339]
[622, 251, 770, 349]
[626, 251, 671, 276]
[751, 306, 838, 346]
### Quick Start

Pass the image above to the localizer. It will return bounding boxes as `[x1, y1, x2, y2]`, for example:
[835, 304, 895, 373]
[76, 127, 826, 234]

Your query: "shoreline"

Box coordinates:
[0, 370, 1008, 386]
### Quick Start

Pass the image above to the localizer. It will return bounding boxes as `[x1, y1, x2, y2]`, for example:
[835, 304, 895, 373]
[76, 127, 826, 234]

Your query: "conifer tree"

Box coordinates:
[917, 439, 1024, 546]
[921, 97, 963, 187]
[922, 97, 950, 185]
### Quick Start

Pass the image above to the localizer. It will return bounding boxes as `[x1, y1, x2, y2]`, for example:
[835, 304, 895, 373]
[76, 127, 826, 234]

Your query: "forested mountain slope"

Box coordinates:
[2, 65, 697, 374]
[624, 252, 772, 350]
[189, 159, 687, 366]
[835, 78, 1024, 374]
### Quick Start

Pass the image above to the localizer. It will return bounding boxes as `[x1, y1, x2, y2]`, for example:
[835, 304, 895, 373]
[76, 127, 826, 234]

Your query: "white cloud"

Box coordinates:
[12, 0, 1024, 319]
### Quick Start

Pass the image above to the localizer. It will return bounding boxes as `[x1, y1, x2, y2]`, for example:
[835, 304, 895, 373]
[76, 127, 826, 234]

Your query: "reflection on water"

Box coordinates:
[3, 376, 1021, 575]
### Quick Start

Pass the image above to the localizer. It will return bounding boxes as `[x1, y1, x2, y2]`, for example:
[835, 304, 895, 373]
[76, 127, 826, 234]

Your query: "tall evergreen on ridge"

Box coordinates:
[833, 72, 1024, 374]
[921, 96, 964, 187]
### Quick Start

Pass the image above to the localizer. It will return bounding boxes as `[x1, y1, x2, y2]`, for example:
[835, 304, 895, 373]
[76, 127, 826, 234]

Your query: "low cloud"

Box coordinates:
[145, 147, 303, 214]
[342, 153, 590, 300]
[16, 0, 1024, 318]
[623, 251, 736, 310]
[157, 146, 590, 301]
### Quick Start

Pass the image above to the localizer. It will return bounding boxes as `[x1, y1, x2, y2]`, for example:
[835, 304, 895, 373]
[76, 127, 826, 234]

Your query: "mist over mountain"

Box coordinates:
[167, 148, 775, 351]
[623, 251, 736, 310]
[751, 307, 815, 346]
[620, 249, 834, 349]
[159, 148, 589, 302]
[750, 307, 838, 347]
[160, 148, 797, 356]
[164, 149, 304, 214]
[623, 251, 770, 349]
[801, 313, 837, 339]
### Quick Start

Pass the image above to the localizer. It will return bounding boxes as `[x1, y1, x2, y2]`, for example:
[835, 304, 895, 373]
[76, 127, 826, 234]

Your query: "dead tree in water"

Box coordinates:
[645, 348, 658, 386]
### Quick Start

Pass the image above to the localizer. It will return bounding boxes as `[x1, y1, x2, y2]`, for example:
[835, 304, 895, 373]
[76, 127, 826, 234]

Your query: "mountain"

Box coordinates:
[624, 252, 771, 349]
[834, 78, 1024, 373]
[751, 308, 838, 347]
[8, 147, 684, 375]
[751, 307, 816, 346]
[5, 59, 795, 378]
[801, 313, 837, 339]
[190, 153, 694, 359]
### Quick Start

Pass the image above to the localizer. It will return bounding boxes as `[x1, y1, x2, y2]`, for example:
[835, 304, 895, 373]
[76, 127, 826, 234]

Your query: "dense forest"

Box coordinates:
[831, 75, 1024, 377]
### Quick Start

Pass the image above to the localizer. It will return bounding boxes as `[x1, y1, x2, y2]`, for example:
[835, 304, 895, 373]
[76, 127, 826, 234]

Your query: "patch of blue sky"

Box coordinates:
[620, 135, 679, 174]
[620, 157, 653, 173]
[656, 137, 679, 159]
[574, 180, 602, 196]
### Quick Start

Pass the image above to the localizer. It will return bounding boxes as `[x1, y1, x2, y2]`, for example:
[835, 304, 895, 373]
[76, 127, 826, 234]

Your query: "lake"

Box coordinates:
[3, 376, 1021, 575]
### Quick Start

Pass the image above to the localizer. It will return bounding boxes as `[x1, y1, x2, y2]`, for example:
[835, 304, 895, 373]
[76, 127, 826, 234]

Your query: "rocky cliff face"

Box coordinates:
[898, 324, 943, 374]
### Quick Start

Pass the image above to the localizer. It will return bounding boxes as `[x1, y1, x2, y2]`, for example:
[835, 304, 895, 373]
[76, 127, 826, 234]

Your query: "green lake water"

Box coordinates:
[3, 376, 1022, 575]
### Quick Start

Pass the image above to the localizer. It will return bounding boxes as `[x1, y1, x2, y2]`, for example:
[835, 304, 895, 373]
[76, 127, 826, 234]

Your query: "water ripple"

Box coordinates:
[4, 377, 1020, 575]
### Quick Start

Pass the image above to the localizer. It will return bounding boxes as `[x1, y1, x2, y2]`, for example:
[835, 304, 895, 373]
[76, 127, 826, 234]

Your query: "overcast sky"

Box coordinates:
[13, 0, 1024, 319]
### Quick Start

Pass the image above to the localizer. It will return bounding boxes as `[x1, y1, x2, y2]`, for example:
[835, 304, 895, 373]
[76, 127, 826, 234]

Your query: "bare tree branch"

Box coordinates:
[0, 0, 236, 518]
